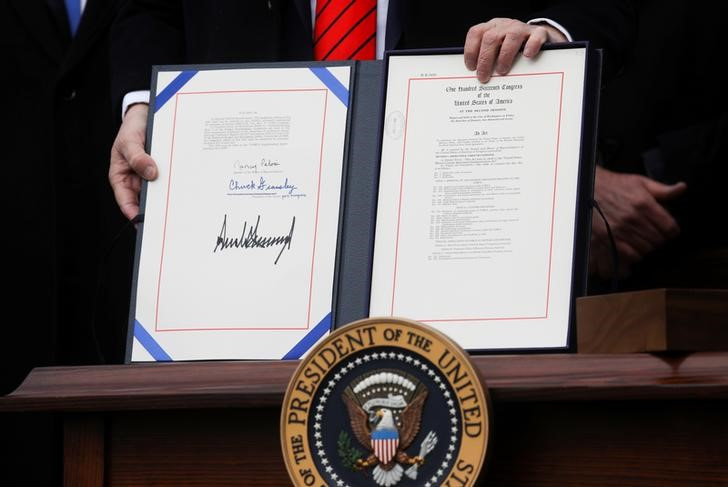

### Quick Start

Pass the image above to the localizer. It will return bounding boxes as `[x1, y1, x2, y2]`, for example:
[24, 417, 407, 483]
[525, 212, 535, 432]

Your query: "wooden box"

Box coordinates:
[576, 288, 728, 353]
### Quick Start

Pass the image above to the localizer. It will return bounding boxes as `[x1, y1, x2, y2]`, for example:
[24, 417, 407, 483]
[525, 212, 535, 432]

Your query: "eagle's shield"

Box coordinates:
[371, 429, 399, 464]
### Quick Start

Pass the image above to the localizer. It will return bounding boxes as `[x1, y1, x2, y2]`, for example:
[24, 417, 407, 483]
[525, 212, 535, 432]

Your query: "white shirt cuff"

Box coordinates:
[527, 18, 573, 42]
[122, 90, 151, 119]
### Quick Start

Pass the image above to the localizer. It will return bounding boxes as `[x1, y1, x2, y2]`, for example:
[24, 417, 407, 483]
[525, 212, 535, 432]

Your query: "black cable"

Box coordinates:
[591, 199, 619, 293]
[90, 214, 142, 364]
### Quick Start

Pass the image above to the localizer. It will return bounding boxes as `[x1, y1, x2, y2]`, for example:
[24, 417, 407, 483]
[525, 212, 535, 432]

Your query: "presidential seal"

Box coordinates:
[281, 318, 490, 487]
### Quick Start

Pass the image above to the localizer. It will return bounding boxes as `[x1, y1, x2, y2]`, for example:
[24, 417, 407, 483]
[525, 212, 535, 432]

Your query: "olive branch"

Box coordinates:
[337, 431, 364, 471]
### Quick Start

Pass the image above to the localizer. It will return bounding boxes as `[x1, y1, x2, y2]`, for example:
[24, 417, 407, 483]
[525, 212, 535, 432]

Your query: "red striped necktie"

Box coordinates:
[313, 0, 377, 61]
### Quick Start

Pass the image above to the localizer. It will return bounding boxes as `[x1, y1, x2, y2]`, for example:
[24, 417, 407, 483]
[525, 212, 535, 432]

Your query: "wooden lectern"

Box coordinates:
[1, 353, 727, 486]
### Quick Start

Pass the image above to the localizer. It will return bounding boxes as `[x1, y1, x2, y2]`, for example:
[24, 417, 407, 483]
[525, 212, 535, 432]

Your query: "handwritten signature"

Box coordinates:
[213, 214, 295, 265]
[229, 176, 300, 196]
[233, 158, 281, 173]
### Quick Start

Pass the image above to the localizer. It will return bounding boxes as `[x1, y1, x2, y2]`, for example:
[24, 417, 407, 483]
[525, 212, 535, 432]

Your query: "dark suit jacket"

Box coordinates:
[596, 0, 728, 289]
[1, 0, 132, 394]
[111, 0, 636, 111]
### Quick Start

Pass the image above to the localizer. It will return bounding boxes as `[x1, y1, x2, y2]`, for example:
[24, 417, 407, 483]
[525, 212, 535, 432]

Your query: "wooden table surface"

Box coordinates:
[2, 352, 727, 411]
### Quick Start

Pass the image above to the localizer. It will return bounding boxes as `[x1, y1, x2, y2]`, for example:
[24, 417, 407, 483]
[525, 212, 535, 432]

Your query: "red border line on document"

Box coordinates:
[389, 72, 565, 323]
[154, 88, 329, 332]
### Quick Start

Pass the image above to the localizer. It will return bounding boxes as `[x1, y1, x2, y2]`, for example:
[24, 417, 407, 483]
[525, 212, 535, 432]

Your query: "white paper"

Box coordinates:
[132, 65, 351, 361]
[370, 49, 587, 350]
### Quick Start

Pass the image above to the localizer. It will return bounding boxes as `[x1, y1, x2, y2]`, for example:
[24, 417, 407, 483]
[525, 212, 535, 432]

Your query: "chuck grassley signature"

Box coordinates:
[229, 176, 301, 196]
[213, 214, 295, 265]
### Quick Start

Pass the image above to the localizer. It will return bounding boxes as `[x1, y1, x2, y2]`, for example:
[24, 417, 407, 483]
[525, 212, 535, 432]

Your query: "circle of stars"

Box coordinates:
[312, 351, 459, 487]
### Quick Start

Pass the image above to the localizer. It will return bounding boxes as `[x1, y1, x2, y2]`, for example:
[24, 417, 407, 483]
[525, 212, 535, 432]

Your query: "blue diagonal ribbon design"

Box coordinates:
[282, 312, 332, 360]
[309, 67, 349, 107]
[134, 320, 173, 361]
[154, 70, 198, 113]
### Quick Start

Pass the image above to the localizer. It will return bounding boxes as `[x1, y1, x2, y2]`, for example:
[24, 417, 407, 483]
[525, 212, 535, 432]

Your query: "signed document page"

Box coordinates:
[131, 65, 351, 361]
[370, 49, 587, 350]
